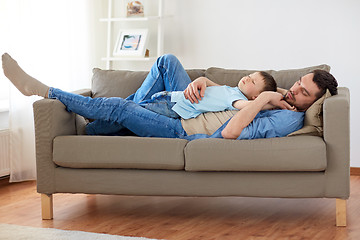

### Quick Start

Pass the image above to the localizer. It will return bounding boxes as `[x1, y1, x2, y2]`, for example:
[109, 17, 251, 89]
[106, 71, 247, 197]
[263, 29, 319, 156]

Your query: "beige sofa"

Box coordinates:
[33, 64, 350, 226]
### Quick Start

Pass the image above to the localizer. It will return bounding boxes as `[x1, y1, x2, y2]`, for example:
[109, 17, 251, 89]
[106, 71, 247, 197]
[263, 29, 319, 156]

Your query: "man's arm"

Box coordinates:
[183, 77, 220, 103]
[222, 92, 288, 139]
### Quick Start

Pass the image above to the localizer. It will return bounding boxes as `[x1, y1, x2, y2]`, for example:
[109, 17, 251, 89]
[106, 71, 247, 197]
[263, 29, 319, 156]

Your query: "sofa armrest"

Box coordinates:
[323, 87, 350, 198]
[33, 98, 77, 194]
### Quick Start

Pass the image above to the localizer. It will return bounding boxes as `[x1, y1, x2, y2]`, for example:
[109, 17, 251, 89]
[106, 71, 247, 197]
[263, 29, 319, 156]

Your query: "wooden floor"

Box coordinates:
[0, 177, 360, 240]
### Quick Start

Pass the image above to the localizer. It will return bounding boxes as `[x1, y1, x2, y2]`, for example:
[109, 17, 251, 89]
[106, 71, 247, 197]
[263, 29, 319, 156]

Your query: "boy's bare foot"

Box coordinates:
[2, 53, 49, 98]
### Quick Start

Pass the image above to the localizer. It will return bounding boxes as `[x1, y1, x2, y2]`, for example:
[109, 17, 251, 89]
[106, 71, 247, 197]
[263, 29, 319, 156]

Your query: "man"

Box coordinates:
[182, 68, 338, 139]
[2, 53, 338, 140]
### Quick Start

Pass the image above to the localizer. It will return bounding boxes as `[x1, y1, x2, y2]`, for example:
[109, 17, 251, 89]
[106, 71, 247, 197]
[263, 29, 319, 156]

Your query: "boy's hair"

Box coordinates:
[259, 71, 277, 92]
[311, 70, 338, 99]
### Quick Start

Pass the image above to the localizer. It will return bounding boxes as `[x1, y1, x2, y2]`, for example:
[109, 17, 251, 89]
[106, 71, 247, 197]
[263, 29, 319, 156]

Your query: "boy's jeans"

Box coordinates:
[48, 87, 188, 139]
[139, 91, 180, 119]
[86, 54, 191, 135]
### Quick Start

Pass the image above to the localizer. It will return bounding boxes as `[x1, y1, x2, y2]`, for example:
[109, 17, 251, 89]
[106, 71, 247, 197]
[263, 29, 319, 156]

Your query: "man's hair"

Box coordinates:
[259, 71, 277, 92]
[311, 70, 338, 99]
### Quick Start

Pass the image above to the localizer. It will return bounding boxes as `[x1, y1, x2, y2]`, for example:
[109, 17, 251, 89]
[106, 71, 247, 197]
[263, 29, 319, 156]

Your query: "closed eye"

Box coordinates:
[298, 79, 310, 96]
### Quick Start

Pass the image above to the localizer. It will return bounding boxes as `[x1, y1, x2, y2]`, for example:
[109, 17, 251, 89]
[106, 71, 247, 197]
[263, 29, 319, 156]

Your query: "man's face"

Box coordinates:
[284, 73, 321, 111]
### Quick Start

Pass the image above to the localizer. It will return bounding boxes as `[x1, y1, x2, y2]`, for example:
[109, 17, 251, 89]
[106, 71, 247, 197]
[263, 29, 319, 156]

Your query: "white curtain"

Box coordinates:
[0, 0, 102, 182]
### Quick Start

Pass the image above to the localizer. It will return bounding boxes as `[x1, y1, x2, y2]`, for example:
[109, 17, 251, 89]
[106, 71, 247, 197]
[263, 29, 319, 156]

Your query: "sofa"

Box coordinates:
[33, 64, 350, 226]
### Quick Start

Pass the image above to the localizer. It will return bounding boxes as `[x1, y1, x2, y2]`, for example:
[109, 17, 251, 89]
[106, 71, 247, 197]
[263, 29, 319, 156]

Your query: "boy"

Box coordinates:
[169, 71, 277, 119]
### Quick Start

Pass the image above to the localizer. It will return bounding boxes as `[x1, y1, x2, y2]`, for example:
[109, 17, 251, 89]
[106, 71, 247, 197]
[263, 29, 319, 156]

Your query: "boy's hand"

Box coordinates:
[277, 100, 297, 110]
[183, 77, 207, 103]
[262, 92, 296, 110]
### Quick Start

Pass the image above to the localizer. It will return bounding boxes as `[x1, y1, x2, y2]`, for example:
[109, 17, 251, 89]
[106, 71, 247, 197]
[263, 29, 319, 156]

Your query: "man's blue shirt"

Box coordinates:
[184, 110, 305, 140]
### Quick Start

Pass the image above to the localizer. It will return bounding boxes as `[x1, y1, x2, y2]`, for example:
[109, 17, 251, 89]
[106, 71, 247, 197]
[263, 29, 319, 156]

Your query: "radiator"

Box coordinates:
[0, 129, 10, 177]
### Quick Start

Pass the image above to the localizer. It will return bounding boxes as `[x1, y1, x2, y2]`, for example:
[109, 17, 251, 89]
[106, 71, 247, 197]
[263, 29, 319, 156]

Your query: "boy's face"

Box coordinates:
[284, 73, 321, 111]
[238, 72, 265, 100]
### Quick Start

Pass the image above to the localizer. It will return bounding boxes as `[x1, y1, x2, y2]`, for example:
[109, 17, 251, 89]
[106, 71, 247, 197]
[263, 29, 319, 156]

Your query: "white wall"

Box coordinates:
[161, 0, 360, 167]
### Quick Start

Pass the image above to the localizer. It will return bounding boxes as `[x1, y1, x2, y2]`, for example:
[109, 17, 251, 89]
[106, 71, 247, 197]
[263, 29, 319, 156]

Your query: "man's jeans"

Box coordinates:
[86, 54, 191, 135]
[48, 87, 188, 138]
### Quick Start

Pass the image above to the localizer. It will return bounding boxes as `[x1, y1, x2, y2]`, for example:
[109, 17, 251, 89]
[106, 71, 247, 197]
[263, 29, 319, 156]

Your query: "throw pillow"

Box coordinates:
[91, 68, 148, 98]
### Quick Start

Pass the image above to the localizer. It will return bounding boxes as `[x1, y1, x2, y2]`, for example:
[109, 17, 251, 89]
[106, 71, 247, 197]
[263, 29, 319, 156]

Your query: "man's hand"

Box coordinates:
[183, 77, 207, 103]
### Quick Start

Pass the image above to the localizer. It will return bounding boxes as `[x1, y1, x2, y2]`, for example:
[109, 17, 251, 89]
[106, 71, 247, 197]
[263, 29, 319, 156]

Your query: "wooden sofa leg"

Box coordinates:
[41, 194, 53, 220]
[336, 199, 347, 227]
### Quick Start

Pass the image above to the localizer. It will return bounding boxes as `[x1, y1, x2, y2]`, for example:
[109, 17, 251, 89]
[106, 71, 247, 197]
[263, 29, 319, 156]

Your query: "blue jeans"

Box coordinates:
[48, 87, 188, 138]
[86, 54, 191, 135]
[139, 91, 180, 119]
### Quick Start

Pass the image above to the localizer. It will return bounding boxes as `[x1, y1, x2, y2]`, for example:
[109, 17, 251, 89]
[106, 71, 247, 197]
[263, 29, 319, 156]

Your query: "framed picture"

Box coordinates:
[113, 29, 148, 57]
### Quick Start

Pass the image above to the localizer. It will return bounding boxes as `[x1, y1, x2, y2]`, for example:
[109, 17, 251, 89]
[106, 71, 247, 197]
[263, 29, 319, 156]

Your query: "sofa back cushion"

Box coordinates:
[91, 68, 148, 98]
[205, 64, 330, 89]
[91, 68, 205, 98]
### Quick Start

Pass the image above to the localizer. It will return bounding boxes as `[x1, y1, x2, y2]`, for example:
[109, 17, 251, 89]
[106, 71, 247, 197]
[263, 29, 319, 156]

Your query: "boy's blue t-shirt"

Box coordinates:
[171, 85, 247, 119]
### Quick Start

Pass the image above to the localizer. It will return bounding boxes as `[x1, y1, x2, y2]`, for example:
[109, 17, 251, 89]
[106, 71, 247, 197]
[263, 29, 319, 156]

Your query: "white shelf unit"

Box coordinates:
[101, 0, 166, 69]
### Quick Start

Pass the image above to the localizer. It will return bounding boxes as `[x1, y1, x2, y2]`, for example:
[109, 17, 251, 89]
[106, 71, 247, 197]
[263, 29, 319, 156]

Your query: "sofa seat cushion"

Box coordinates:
[184, 135, 326, 172]
[53, 136, 188, 170]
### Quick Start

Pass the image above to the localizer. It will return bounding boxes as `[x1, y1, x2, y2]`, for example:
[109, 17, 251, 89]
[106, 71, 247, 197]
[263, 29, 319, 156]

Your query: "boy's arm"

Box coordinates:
[233, 99, 274, 110]
[222, 92, 290, 139]
[184, 77, 220, 103]
[277, 87, 288, 95]
[232, 95, 294, 111]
